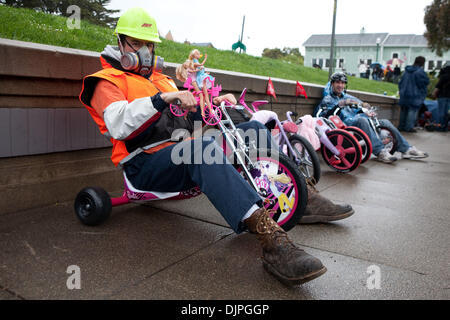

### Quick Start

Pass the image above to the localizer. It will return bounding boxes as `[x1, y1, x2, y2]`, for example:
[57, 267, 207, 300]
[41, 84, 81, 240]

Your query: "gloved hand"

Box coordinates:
[213, 93, 237, 105]
[339, 98, 359, 106]
[161, 90, 197, 112]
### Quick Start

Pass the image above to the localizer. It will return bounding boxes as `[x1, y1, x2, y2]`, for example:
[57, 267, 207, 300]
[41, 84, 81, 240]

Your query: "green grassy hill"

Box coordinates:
[0, 5, 399, 96]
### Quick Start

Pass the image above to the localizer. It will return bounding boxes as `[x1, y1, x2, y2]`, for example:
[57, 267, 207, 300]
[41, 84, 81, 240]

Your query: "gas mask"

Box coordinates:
[120, 43, 164, 78]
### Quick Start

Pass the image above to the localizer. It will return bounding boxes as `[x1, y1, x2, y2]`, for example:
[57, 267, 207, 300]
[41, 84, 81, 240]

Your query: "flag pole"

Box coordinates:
[328, 0, 337, 80]
[295, 96, 298, 116]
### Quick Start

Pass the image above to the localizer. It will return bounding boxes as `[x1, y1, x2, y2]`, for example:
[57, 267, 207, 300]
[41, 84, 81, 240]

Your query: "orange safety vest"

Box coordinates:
[79, 59, 178, 166]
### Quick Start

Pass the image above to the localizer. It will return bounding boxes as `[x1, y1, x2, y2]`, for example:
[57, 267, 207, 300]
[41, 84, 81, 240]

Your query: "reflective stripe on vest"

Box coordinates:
[79, 67, 178, 166]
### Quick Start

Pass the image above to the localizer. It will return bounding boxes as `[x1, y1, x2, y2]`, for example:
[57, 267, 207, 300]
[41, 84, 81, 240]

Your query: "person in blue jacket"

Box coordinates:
[316, 72, 428, 163]
[398, 56, 430, 132]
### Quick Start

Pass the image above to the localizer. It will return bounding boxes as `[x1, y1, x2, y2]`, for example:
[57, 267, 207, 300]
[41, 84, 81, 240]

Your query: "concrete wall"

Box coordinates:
[0, 38, 401, 215]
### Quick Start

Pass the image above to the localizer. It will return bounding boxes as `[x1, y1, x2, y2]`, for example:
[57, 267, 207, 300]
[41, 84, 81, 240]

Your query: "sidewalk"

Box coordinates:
[0, 130, 449, 300]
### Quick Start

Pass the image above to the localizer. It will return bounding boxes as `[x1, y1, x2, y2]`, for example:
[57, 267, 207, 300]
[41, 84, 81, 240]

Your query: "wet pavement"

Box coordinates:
[0, 130, 449, 300]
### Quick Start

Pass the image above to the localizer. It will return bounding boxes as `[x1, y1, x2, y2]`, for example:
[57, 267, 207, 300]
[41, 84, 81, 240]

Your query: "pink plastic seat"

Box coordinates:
[282, 121, 298, 133]
[328, 115, 345, 129]
[252, 100, 268, 111]
[238, 88, 247, 105]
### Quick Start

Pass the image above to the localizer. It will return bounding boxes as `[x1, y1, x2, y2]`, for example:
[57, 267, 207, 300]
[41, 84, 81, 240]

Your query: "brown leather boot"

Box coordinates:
[299, 184, 354, 224]
[245, 207, 327, 286]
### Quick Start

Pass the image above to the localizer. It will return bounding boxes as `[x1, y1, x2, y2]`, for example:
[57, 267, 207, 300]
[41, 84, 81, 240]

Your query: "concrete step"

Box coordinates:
[0, 148, 116, 187]
[0, 148, 122, 215]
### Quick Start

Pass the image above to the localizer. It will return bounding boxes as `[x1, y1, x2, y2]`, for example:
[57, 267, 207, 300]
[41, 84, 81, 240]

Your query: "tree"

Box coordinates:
[424, 0, 450, 56]
[1, 0, 119, 28]
[262, 47, 304, 65]
[262, 48, 284, 59]
[281, 47, 304, 65]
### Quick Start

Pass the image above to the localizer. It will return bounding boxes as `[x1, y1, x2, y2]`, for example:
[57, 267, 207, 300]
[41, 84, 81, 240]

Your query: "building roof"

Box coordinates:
[303, 33, 389, 47]
[303, 33, 429, 47]
[191, 42, 215, 48]
[165, 31, 174, 41]
[383, 34, 428, 47]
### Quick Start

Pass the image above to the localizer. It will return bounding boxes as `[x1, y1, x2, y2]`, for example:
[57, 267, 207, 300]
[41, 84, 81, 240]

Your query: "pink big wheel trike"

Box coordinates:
[312, 116, 363, 173]
[74, 87, 308, 231]
[169, 77, 223, 126]
[326, 114, 373, 164]
[236, 88, 321, 184]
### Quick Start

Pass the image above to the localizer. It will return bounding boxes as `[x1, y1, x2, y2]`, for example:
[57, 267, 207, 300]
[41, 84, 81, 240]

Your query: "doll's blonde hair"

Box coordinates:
[188, 49, 200, 60]
[272, 173, 291, 185]
[175, 60, 193, 82]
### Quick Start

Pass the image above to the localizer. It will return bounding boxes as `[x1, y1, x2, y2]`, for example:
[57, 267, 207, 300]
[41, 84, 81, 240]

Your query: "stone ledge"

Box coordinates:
[0, 148, 122, 215]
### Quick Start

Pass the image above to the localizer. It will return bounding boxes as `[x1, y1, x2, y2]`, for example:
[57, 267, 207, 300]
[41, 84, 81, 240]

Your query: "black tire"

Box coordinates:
[377, 125, 398, 155]
[242, 148, 307, 231]
[74, 187, 112, 226]
[345, 127, 372, 164]
[287, 134, 321, 184]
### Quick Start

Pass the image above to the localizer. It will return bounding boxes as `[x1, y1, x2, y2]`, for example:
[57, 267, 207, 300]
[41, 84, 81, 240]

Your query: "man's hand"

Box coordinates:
[338, 100, 346, 107]
[361, 103, 375, 116]
[213, 93, 237, 106]
[432, 88, 439, 99]
[338, 98, 358, 106]
[161, 91, 197, 112]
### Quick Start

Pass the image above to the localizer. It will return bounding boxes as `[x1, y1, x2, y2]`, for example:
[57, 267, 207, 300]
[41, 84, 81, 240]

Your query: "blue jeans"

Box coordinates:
[437, 98, 449, 131]
[398, 105, 419, 131]
[349, 116, 411, 155]
[123, 121, 275, 234]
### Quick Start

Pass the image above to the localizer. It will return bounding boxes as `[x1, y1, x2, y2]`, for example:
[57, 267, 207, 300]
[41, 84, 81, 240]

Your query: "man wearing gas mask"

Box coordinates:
[79, 7, 352, 287]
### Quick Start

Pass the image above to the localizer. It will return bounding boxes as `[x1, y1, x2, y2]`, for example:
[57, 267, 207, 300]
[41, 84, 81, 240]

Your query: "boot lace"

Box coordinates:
[255, 209, 295, 248]
[306, 178, 318, 192]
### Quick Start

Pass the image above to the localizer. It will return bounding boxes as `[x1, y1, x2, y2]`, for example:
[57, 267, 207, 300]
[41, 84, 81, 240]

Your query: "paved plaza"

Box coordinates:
[0, 130, 448, 300]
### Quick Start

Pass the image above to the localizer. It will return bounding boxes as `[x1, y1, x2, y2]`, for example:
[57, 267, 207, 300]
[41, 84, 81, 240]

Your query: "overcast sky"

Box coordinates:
[106, 0, 433, 57]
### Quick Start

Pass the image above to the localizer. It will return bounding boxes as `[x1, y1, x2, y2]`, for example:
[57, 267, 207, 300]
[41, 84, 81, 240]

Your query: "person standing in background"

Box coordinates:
[359, 62, 368, 78]
[398, 56, 430, 132]
[393, 65, 401, 84]
[432, 62, 450, 132]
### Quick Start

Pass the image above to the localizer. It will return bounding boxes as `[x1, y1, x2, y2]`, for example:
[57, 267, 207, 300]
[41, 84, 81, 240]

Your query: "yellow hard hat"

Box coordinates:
[114, 7, 161, 43]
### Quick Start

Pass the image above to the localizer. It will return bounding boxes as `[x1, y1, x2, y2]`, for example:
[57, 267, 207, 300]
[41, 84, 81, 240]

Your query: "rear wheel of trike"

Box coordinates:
[345, 126, 372, 164]
[287, 134, 321, 184]
[74, 187, 112, 226]
[378, 125, 398, 155]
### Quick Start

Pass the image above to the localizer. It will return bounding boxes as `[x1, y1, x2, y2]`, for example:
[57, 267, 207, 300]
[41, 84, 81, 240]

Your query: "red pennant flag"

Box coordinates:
[266, 78, 277, 100]
[295, 81, 308, 99]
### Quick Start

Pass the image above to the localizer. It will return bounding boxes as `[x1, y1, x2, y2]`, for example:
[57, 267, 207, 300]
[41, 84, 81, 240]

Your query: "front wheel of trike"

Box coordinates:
[240, 148, 308, 231]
